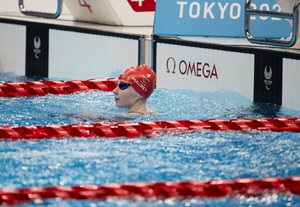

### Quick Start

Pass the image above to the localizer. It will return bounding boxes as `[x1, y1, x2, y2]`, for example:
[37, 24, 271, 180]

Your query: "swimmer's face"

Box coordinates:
[113, 81, 142, 108]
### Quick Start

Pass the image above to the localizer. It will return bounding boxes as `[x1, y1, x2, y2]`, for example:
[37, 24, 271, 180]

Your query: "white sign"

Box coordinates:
[49, 29, 140, 79]
[0, 23, 26, 75]
[282, 58, 300, 110]
[156, 43, 255, 100]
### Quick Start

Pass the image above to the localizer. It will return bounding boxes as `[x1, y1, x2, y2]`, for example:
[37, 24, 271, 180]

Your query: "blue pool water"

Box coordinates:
[0, 73, 300, 207]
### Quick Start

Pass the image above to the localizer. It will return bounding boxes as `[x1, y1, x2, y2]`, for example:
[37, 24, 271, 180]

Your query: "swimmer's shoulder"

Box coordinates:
[116, 109, 155, 120]
[147, 108, 155, 114]
[116, 112, 141, 120]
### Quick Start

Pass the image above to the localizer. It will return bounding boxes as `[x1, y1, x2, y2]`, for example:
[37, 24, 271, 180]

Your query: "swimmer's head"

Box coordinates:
[118, 65, 156, 99]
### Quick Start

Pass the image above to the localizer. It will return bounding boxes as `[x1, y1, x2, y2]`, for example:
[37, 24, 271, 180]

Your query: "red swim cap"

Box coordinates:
[118, 65, 156, 99]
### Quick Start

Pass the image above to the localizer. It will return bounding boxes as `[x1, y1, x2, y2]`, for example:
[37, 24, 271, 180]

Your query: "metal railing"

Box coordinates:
[245, 0, 300, 47]
[18, 0, 63, 19]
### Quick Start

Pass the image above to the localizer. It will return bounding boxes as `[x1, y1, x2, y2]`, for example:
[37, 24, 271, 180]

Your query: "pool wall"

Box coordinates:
[0, 14, 300, 110]
[153, 37, 300, 110]
[0, 17, 142, 79]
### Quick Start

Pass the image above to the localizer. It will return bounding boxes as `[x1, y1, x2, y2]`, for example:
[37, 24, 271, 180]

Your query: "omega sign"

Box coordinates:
[166, 57, 218, 79]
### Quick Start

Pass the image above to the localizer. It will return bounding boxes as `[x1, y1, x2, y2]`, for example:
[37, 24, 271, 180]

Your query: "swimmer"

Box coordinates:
[113, 64, 156, 117]
[51, 65, 156, 122]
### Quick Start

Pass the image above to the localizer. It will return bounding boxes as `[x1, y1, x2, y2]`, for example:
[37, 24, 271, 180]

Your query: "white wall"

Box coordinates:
[49, 29, 139, 79]
[0, 23, 26, 75]
[283, 58, 300, 110]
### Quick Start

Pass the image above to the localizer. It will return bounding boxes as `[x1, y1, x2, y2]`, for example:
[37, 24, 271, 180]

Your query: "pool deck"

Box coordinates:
[0, 13, 153, 37]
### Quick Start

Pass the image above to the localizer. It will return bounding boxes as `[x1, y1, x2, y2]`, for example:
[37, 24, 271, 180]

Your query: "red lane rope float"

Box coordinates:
[1, 176, 300, 206]
[0, 117, 299, 140]
[0, 78, 117, 97]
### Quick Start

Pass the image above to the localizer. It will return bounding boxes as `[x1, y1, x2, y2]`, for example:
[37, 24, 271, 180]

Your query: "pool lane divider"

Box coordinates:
[0, 78, 117, 97]
[1, 176, 300, 205]
[0, 117, 299, 140]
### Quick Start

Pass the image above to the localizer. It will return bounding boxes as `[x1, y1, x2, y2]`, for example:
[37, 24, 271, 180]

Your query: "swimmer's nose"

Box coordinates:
[113, 87, 118, 94]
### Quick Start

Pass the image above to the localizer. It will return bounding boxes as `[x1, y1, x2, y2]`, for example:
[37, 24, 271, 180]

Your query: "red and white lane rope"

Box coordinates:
[0, 78, 117, 97]
[1, 176, 300, 206]
[0, 117, 299, 140]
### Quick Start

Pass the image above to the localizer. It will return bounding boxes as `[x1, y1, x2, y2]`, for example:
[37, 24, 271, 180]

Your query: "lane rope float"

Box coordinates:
[0, 117, 299, 140]
[1, 176, 299, 206]
[0, 78, 117, 97]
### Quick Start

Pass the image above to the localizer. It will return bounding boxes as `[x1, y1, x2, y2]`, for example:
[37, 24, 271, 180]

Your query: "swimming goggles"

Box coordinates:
[118, 81, 131, 90]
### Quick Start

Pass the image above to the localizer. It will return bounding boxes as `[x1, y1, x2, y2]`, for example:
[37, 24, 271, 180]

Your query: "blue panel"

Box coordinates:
[153, 0, 291, 38]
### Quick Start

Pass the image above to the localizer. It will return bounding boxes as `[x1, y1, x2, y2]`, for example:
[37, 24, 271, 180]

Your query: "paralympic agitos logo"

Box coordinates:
[166, 57, 218, 79]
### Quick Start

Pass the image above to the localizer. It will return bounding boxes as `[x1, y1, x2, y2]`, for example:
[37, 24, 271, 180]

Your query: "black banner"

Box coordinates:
[254, 53, 282, 105]
[26, 24, 49, 77]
